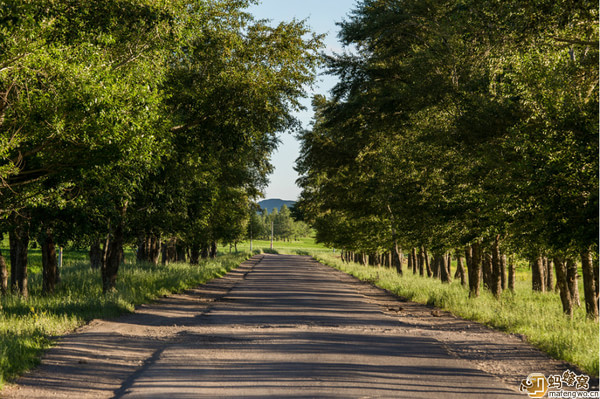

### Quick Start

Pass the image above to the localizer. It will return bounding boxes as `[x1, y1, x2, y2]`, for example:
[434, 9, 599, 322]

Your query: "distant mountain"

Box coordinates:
[258, 198, 296, 214]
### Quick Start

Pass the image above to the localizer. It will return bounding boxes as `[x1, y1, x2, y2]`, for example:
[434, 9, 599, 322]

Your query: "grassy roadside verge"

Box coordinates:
[304, 251, 599, 378]
[0, 252, 252, 388]
[235, 238, 330, 255]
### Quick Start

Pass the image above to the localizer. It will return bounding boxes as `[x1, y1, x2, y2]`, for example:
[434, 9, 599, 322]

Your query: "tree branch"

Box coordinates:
[553, 37, 597, 46]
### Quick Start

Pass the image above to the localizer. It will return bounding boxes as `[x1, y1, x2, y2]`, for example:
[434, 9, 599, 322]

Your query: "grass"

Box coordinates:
[0, 247, 252, 388]
[235, 237, 331, 255]
[302, 251, 599, 378]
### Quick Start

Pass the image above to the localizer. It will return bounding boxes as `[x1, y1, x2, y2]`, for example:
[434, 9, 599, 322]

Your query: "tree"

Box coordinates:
[295, 0, 597, 316]
[1, 0, 323, 294]
[1, 0, 180, 292]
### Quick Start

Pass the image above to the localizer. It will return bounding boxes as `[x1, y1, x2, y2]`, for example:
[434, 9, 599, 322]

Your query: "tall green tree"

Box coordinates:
[296, 0, 598, 316]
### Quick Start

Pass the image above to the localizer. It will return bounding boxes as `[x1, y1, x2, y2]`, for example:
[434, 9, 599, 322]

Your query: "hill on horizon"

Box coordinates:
[258, 198, 296, 213]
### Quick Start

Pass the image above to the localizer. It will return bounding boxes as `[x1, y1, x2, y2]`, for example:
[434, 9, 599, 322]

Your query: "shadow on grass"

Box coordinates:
[0, 330, 50, 382]
[292, 250, 310, 256]
[261, 248, 279, 254]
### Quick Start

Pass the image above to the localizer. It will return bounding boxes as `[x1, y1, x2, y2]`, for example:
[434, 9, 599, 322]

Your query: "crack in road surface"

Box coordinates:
[2, 254, 580, 398]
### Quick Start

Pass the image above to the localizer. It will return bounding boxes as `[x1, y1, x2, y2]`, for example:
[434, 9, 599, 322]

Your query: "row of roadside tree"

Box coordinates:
[0, 0, 322, 296]
[295, 0, 598, 319]
[249, 205, 312, 243]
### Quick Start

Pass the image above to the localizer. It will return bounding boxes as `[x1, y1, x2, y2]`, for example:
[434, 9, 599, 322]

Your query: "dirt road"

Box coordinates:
[3, 254, 576, 398]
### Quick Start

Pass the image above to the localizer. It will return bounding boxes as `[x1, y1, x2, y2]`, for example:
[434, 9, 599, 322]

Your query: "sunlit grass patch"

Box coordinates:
[236, 237, 330, 255]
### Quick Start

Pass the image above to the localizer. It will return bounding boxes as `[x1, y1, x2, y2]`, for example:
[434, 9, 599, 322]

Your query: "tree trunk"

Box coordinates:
[392, 241, 402, 275]
[176, 243, 186, 263]
[544, 258, 554, 292]
[464, 247, 471, 285]
[531, 256, 545, 292]
[580, 250, 598, 320]
[368, 253, 376, 266]
[482, 252, 492, 290]
[9, 220, 29, 298]
[508, 257, 516, 292]
[594, 256, 599, 306]
[41, 228, 58, 295]
[424, 249, 432, 277]
[446, 253, 452, 283]
[210, 241, 217, 259]
[90, 241, 103, 270]
[413, 250, 418, 274]
[101, 205, 126, 293]
[149, 235, 161, 265]
[417, 248, 424, 277]
[408, 252, 413, 274]
[410, 248, 419, 276]
[190, 244, 200, 265]
[161, 243, 168, 265]
[432, 253, 440, 279]
[455, 254, 466, 286]
[102, 226, 123, 293]
[439, 254, 451, 283]
[201, 244, 209, 259]
[398, 250, 404, 271]
[500, 254, 507, 290]
[554, 257, 573, 317]
[9, 230, 16, 292]
[566, 259, 580, 307]
[162, 238, 177, 265]
[0, 243, 7, 295]
[168, 239, 177, 263]
[136, 237, 147, 263]
[467, 243, 481, 298]
[490, 237, 502, 298]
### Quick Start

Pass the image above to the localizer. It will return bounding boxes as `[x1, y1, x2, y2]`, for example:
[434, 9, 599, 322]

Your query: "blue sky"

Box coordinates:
[246, 0, 358, 201]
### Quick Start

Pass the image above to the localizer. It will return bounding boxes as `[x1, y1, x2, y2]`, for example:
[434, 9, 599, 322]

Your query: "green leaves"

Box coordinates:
[296, 0, 598, 258]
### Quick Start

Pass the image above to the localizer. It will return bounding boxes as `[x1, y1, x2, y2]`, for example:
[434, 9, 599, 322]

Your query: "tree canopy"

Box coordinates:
[296, 0, 598, 317]
[0, 0, 322, 294]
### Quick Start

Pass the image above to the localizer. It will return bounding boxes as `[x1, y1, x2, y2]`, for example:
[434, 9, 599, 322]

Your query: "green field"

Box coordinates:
[234, 237, 332, 255]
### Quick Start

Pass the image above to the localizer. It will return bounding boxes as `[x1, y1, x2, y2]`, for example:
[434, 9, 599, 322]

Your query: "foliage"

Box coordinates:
[0, 0, 323, 291]
[295, 0, 598, 314]
[248, 205, 312, 242]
